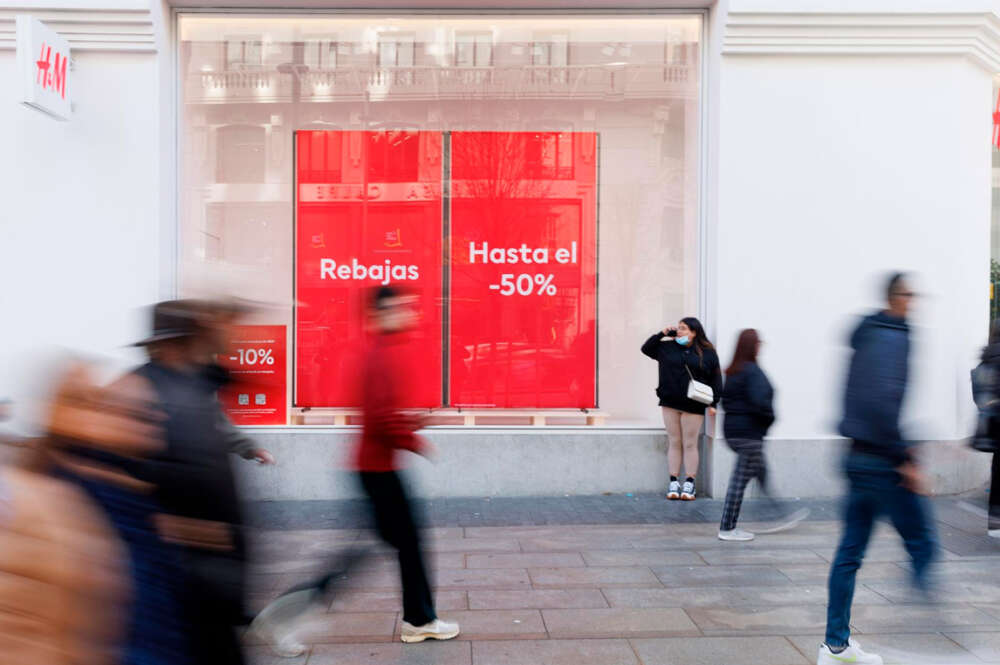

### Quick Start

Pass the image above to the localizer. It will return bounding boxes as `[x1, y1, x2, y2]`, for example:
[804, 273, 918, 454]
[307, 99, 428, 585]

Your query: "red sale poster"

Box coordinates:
[295, 130, 443, 407]
[218, 324, 288, 425]
[449, 132, 598, 408]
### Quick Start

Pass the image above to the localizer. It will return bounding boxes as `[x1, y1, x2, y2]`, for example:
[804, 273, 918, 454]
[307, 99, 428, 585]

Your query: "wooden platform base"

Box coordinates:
[289, 408, 607, 427]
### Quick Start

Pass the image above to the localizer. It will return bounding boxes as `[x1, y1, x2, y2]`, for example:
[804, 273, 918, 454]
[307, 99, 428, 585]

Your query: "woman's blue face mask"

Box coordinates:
[675, 336, 690, 346]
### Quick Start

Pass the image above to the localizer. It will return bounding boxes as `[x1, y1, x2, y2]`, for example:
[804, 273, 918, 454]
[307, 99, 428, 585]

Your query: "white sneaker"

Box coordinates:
[400, 618, 460, 644]
[667, 480, 681, 500]
[249, 590, 315, 657]
[718, 528, 755, 541]
[817, 639, 883, 665]
[680, 480, 696, 501]
[757, 508, 811, 534]
[988, 528, 1000, 539]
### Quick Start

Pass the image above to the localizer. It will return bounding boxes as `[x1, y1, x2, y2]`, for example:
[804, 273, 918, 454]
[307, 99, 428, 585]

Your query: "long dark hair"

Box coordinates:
[680, 316, 714, 362]
[726, 328, 760, 377]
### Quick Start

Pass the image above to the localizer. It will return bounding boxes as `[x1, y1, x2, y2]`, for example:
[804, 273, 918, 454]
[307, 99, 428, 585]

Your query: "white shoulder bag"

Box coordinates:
[685, 364, 714, 405]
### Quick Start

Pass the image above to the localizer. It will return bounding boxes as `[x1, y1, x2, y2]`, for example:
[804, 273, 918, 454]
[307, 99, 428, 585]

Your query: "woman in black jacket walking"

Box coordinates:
[718, 329, 808, 541]
[641, 317, 722, 501]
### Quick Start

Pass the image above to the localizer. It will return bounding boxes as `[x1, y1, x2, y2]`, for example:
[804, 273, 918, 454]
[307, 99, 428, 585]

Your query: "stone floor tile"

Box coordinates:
[245, 646, 309, 665]
[581, 550, 704, 566]
[433, 568, 532, 589]
[811, 543, 961, 563]
[518, 535, 641, 552]
[424, 538, 521, 553]
[542, 607, 700, 638]
[975, 605, 1000, 621]
[684, 605, 827, 636]
[636, 534, 836, 551]
[424, 527, 467, 539]
[943, 631, 1000, 663]
[603, 584, 889, 608]
[329, 590, 467, 612]
[787, 633, 983, 665]
[528, 566, 661, 587]
[864, 580, 1000, 605]
[651, 564, 791, 587]
[466, 525, 670, 540]
[306, 641, 472, 665]
[934, 561, 1000, 584]
[466, 553, 585, 569]
[244, 612, 397, 645]
[777, 562, 907, 584]
[437, 610, 546, 640]
[468, 588, 608, 610]
[849, 604, 1000, 633]
[432, 552, 468, 569]
[472, 639, 639, 665]
[631, 636, 809, 665]
[697, 548, 827, 566]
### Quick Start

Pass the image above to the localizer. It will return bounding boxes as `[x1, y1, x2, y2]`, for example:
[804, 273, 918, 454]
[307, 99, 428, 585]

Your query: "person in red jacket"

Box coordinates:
[251, 286, 458, 655]
[355, 286, 459, 644]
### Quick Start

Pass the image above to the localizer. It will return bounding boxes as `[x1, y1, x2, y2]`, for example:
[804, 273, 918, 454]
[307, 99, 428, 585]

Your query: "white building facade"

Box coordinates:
[2, 0, 998, 499]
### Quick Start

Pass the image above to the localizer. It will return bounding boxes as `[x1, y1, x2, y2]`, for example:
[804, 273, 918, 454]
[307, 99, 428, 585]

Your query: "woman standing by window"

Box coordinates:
[641, 317, 722, 501]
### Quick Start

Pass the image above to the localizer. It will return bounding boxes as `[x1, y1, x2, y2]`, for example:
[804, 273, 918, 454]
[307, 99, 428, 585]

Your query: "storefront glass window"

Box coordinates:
[992, 84, 1000, 324]
[179, 14, 702, 426]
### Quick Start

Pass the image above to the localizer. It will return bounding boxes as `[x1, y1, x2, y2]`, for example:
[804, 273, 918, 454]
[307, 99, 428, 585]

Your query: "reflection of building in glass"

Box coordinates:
[179, 15, 703, 425]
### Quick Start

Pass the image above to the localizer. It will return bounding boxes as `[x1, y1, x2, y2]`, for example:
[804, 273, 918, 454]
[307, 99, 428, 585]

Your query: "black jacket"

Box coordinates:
[641, 332, 722, 414]
[972, 343, 1000, 411]
[721, 362, 775, 441]
[838, 311, 911, 465]
[133, 362, 245, 529]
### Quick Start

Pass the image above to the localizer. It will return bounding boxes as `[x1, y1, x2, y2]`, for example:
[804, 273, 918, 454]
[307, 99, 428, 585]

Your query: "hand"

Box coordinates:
[662, 326, 677, 336]
[897, 462, 930, 495]
[707, 407, 717, 417]
[251, 449, 275, 465]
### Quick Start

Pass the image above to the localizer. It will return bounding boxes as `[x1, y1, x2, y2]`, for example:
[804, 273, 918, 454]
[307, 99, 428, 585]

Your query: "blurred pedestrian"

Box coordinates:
[718, 329, 809, 541]
[818, 273, 937, 665]
[252, 286, 458, 655]
[128, 300, 270, 665]
[970, 321, 1000, 538]
[642, 317, 722, 501]
[38, 360, 189, 665]
[0, 422, 127, 665]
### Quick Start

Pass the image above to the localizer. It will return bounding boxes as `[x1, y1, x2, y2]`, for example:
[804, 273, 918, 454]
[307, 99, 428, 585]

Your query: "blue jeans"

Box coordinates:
[825, 452, 937, 647]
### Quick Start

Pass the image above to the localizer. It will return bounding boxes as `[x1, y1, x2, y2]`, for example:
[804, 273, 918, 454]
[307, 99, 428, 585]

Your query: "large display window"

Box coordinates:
[178, 13, 702, 426]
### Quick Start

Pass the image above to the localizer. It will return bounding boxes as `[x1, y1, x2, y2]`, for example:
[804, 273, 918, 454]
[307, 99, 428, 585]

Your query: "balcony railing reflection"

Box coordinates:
[193, 63, 696, 103]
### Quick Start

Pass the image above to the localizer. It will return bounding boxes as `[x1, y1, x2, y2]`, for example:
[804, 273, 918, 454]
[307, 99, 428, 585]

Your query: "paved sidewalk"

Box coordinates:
[245, 494, 1000, 665]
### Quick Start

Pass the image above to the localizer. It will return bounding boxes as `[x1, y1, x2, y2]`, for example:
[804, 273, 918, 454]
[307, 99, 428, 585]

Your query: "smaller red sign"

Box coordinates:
[993, 90, 1000, 150]
[218, 324, 287, 425]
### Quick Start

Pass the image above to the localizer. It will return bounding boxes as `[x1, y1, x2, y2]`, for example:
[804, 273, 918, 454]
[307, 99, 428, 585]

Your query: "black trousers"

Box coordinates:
[990, 453, 1000, 531]
[359, 471, 436, 626]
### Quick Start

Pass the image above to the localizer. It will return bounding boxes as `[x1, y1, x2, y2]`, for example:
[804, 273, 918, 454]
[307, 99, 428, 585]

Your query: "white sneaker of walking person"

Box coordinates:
[756, 508, 811, 534]
[400, 618, 461, 644]
[817, 639, 883, 665]
[988, 528, 1000, 539]
[718, 528, 754, 541]
[249, 588, 318, 657]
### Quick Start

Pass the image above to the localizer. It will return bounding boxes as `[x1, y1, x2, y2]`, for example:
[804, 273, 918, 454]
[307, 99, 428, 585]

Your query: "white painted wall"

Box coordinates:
[0, 49, 162, 429]
[714, 54, 993, 446]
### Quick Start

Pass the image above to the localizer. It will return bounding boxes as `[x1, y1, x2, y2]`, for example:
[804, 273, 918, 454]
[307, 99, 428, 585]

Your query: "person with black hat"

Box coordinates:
[128, 300, 271, 665]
